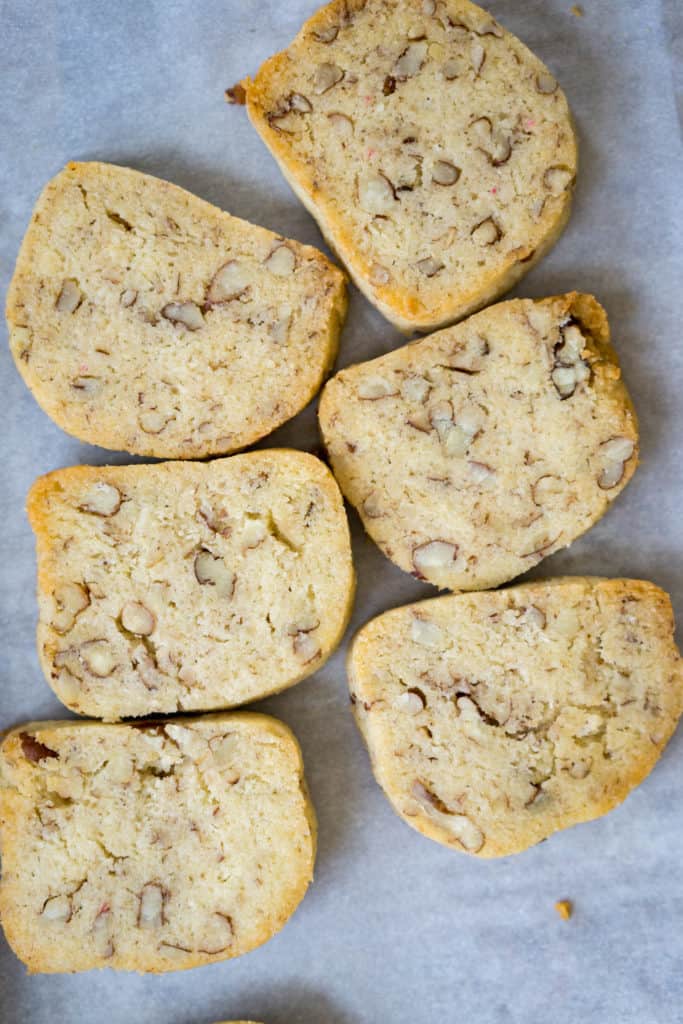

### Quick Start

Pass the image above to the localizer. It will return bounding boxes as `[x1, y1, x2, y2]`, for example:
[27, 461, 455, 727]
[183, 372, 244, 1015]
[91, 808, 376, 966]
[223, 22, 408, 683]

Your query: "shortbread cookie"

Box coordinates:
[6, 161, 347, 457]
[244, 0, 577, 331]
[320, 293, 637, 592]
[0, 714, 316, 973]
[28, 450, 354, 719]
[349, 578, 683, 857]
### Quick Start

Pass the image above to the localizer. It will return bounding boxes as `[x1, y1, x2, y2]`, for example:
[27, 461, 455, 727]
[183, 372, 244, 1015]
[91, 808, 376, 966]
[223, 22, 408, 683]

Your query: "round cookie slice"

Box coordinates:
[319, 293, 638, 593]
[244, 0, 577, 331]
[6, 161, 347, 458]
[348, 578, 683, 857]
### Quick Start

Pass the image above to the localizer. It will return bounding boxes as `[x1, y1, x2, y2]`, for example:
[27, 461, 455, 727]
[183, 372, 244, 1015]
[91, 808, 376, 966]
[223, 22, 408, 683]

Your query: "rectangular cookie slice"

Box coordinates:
[28, 450, 354, 719]
[319, 293, 638, 592]
[243, 0, 577, 331]
[7, 161, 347, 457]
[348, 578, 683, 857]
[0, 714, 316, 973]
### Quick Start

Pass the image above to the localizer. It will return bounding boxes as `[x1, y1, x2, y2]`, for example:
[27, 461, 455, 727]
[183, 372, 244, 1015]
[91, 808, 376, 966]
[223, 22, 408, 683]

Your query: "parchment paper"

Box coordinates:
[1, 1, 682, 1022]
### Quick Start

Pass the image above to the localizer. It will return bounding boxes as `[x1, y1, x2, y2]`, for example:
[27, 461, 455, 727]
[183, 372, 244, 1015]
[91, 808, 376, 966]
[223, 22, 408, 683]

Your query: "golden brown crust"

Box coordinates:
[0, 714, 317, 973]
[319, 293, 638, 592]
[6, 161, 347, 457]
[27, 450, 355, 719]
[245, 0, 577, 331]
[348, 578, 683, 857]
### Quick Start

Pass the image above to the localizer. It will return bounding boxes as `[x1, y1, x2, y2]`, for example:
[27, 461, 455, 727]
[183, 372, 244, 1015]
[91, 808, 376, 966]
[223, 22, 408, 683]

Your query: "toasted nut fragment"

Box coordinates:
[359, 172, 396, 214]
[206, 260, 251, 304]
[20, 733, 58, 763]
[265, 244, 296, 276]
[569, 760, 591, 779]
[410, 617, 444, 647]
[225, 82, 247, 104]
[313, 24, 339, 43]
[473, 17, 503, 37]
[470, 41, 486, 74]
[161, 301, 204, 331]
[357, 376, 398, 400]
[471, 218, 501, 245]
[241, 518, 268, 549]
[413, 540, 459, 576]
[138, 410, 172, 434]
[397, 688, 426, 713]
[314, 62, 344, 93]
[270, 307, 292, 344]
[442, 57, 462, 80]
[80, 640, 117, 677]
[52, 582, 90, 634]
[598, 435, 635, 488]
[362, 492, 383, 518]
[554, 606, 580, 637]
[467, 461, 496, 485]
[56, 278, 83, 313]
[121, 601, 155, 636]
[412, 780, 452, 813]
[422, 0, 436, 13]
[536, 72, 558, 94]
[286, 615, 320, 636]
[289, 92, 312, 112]
[328, 111, 353, 136]
[394, 40, 428, 80]
[450, 815, 485, 852]
[432, 160, 461, 186]
[555, 899, 573, 920]
[293, 630, 321, 663]
[544, 166, 574, 194]
[416, 256, 445, 278]
[41, 894, 72, 923]
[524, 605, 547, 629]
[194, 551, 235, 598]
[120, 288, 137, 307]
[370, 263, 391, 286]
[402, 375, 430, 403]
[71, 375, 101, 393]
[138, 884, 165, 928]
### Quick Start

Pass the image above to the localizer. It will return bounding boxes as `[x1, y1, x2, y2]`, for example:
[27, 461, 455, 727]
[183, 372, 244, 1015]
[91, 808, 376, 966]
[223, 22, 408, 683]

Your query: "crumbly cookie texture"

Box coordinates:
[6, 161, 347, 457]
[244, 0, 577, 331]
[0, 714, 316, 973]
[348, 578, 683, 857]
[319, 293, 638, 592]
[28, 450, 354, 720]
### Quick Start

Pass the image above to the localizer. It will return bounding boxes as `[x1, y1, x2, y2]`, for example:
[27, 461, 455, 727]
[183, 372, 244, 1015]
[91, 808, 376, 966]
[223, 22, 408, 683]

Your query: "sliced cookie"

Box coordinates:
[244, 0, 577, 331]
[7, 161, 347, 457]
[0, 714, 316, 973]
[28, 450, 354, 719]
[319, 293, 638, 592]
[348, 578, 683, 857]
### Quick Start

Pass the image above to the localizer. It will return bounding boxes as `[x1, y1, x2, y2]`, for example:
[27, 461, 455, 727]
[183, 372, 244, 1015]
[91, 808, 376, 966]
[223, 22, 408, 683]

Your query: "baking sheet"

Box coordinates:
[1, 0, 682, 1021]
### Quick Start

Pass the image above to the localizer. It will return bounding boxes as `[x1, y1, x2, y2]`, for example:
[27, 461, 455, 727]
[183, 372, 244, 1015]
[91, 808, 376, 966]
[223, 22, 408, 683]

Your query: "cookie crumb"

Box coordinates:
[225, 82, 246, 105]
[555, 900, 573, 920]
[571, 4, 584, 16]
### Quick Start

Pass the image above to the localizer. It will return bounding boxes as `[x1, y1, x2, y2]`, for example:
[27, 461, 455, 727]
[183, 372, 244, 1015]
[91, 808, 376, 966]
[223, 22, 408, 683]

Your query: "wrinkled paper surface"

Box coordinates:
[1, 1, 682, 1021]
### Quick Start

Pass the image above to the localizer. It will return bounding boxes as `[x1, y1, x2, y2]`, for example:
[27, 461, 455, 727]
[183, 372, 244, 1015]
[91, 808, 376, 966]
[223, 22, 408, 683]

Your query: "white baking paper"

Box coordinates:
[1, 1, 682, 1022]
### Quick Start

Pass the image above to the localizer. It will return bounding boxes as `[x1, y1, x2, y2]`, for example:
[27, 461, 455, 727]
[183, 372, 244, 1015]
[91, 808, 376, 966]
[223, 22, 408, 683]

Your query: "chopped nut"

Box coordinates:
[555, 899, 573, 920]
[369, 262, 391, 286]
[383, 75, 396, 95]
[120, 601, 155, 636]
[535, 72, 558, 94]
[271, 306, 292, 344]
[357, 376, 398, 400]
[292, 630, 321, 663]
[470, 41, 486, 74]
[467, 461, 496, 485]
[206, 260, 251, 305]
[471, 217, 501, 245]
[412, 780, 451, 813]
[52, 582, 90, 634]
[138, 883, 165, 929]
[449, 814, 485, 852]
[523, 605, 547, 630]
[362, 492, 383, 518]
[41, 894, 72, 923]
[442, 57, 462, 80]
[20, 733, 58, 763]
[410, 616, 444, 647]
[544, 166, 574, 194]
[473, 17, 503, 37]
[422, 0, 436, 13]
[328, 112, 354, 136]
[394, 40, 428, 80]
[120, 288, 138, 307]
[598, 436, 635, 489]
[432, 160, 461, 186]
[56, 278, 83, 313]
[241, 518, 267, 549]
[397, 688, 426, 713]
[289, 92, 312, 112]
[532, 474, 566, 504]
[314, 62, 344, 94]
[416, 256, 445, 277]
[225, 82, 246, 104]
[80, 640, 117, 677]
[554, 606, 580, 636]
[402, 375, 430, 403]
[161, 301, 204, 331]
[138, 410, 172, 434]
[359, 172, 396, 214]
[569, 759, 591, 779]
[413, 540, 458, 577]
[194, 551, 235, 598]
[265, 244, 296, 276]
[313, 23, 339, 43]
